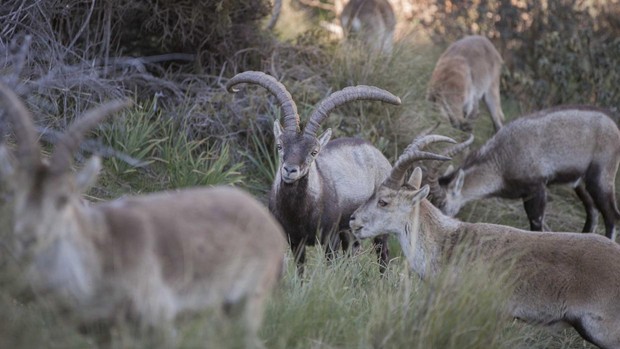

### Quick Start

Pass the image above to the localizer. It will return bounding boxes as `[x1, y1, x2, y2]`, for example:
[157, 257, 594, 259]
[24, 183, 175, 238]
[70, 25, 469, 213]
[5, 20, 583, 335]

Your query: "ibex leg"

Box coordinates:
[523, 188, 547, 231]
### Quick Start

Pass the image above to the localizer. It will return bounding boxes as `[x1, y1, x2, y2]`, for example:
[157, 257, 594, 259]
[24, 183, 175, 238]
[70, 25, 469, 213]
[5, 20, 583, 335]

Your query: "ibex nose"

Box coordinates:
[282, 164, 301, 183]
[283, 165, 298, 175]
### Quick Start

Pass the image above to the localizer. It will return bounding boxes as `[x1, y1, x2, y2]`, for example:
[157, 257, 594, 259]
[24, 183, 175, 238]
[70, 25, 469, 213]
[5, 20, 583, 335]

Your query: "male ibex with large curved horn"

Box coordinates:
[0, 83, 286, 345]
[227, 71, 400, 274]
[350, 134, 620, 349]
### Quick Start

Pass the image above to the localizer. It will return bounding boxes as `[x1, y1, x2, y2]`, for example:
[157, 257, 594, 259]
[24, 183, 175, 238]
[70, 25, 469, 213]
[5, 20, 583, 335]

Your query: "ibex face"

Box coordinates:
[1, 156, 101, 259]
[274, 123, 331, 184]
[351, 135, 455, 239]
[350, 184, 430, 239]
[436, 169, 466, 217]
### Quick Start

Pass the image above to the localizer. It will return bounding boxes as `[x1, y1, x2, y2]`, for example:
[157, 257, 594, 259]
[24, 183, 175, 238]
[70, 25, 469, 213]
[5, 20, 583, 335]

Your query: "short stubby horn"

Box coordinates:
[0, 82, 42, 169]
[226, 71, 300, 133]
[50, 99, 132, 174]
[304, 85, 401, 137]
[383, 134, 455, 189]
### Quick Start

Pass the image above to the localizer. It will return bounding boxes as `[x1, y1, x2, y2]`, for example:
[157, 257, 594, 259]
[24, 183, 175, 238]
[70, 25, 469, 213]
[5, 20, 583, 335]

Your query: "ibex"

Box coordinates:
[339, 0, 397, 54]
[227, 71, 400, 274]
[0, 83, 286, 345]
[425, 106, 620, 241]
[350, 135, 620, 349]
[427, 35, 505, 132]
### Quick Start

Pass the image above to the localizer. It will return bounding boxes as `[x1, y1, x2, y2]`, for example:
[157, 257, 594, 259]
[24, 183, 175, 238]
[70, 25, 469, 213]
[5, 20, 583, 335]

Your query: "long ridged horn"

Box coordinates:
[226, 71, 300, 132]
[304, 85, 401, 137]
[50, 99, 131, 174]
[427, 134, 474, 206]
[0, 82, 41, 169]
[441, 134, 474, 157]
[383, 135, 455, 189]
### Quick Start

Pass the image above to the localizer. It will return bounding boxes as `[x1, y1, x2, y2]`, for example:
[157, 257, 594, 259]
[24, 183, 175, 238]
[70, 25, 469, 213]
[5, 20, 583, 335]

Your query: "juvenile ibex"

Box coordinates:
[227, 71, 400, 274]
[339, 0, 397, 54]
[426, 106, 620, 241]
[350, 135, 620, 349]
[427, 35, 505, 132]
[0, 83, 286, 344]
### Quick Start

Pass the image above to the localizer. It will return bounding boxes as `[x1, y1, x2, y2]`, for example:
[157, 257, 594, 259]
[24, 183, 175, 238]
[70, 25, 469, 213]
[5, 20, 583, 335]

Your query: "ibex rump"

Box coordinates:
[339, 0, 396, 54]
[427, 35, 505, 132]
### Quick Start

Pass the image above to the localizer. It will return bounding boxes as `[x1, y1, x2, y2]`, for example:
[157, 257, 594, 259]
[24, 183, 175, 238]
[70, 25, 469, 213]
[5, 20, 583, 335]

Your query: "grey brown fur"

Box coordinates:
[350, 137, 620, 349]
[227, 71, 400, 274]
[427, 105, 620, 241]
[427, 35, 505, 132]
[339, 0, 396, 54]
[0, 83, 286, 345]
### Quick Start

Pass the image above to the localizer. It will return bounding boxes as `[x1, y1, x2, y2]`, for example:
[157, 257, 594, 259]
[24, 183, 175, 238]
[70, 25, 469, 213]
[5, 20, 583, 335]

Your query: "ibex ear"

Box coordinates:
[76, 156, 102, 193]
[407, 167, 423, 189]
[317, 128, 332, 148]
[449, 169, 465, 194]
[412, 184, 430, 203]
[0, 146, 15, 182]
[273, 121, 283, 139]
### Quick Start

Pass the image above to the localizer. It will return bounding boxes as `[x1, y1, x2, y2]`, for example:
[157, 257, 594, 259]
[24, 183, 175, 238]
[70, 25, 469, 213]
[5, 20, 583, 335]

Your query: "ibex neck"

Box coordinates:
[461, 165, 502, 202]
[30, 202, 103, 306]
[400, 200, 461, 279]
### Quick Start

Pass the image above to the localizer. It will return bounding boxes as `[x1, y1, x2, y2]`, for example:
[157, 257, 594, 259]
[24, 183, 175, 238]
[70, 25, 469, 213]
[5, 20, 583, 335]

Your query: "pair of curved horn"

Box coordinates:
[226, 71, 402, 136]
[50, 99, 131, 174]
[383, 135, 456, 189]
[0, 82, 130, 174]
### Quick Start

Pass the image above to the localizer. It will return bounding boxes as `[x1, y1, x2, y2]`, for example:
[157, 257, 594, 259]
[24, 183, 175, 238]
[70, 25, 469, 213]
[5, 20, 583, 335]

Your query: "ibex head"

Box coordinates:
[350, 134, 455, 238]
[0, 83, 129, 258]
[227, 71, 401, 184]
[424, 134, 474, 216]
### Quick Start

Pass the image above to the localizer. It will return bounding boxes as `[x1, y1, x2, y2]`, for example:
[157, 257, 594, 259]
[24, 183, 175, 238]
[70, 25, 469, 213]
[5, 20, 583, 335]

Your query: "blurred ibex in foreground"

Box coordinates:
[0, 83, 286, 346]
[339, 0, 396, 54]
[427, 35, 505, 132]
[350, 135, 620, 349]
[227, 71, 400, 274]
[426, 106, 620, 241]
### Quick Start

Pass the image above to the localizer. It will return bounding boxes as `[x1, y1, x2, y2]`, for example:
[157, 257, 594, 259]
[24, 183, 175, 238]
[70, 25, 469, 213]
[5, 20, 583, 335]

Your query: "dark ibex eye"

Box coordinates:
[378, 199, 388, 207]
[311, 150, 318, 157]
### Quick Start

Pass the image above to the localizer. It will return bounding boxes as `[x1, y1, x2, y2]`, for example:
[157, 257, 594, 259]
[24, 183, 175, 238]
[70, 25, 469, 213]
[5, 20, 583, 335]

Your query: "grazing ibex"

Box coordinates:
[427, 35, 505, 132]
[425, 106, 620, 241]
[227, 71, 400, 274]
[0, 83, 286, 345]
[350, 135, 620, 349]
[339, 0, 396, 54]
